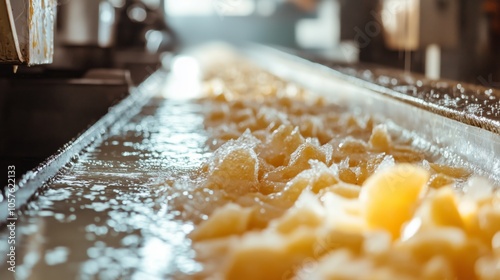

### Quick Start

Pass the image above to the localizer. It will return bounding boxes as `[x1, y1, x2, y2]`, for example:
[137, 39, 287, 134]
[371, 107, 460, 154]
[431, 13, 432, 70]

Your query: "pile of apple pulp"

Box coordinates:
[167, 61, 500, 280]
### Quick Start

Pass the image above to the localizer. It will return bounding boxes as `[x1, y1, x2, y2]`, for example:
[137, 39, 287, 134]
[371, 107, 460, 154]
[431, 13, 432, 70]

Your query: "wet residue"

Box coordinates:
[0, 98, 210, 279]
[314, 60, 500, 133]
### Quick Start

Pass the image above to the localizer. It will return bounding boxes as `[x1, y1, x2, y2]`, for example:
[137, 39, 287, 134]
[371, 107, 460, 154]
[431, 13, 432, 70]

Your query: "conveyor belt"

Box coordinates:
[0, 96, 209, 279]
[1, 44, 500, 279]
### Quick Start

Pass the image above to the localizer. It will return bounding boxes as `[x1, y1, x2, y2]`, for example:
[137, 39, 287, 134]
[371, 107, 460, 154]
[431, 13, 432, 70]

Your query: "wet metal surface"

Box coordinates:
[330, 64, 500, 134]
[244, 45, 500, 183]
[0, 98, 210, 279]
[262, 46, 500, 134]
[1, 44, 500, 279]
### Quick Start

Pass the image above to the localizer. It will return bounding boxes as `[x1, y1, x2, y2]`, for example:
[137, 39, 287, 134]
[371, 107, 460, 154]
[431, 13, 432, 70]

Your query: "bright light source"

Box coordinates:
[165, 0, 214, 16]
[162, 56, 202, 99]
[165, 0, 255, 16]
[172, 56, 201, 78]
[213, 0, 255, 16]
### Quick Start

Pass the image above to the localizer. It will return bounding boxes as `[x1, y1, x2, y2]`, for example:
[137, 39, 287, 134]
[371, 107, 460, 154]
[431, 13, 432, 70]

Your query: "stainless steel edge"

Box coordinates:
[0, 71, 165, 223]
[242, 45, 500, 184]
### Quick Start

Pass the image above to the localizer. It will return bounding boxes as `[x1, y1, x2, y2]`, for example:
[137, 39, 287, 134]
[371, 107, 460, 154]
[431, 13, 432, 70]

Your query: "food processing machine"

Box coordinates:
[1, 0, 500, 279]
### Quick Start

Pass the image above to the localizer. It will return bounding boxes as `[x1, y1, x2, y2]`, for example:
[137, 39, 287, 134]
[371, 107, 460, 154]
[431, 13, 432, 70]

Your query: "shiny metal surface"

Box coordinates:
[0, 70, 157, 221]
[0, 67, 209, 279]
[243, 45, 500, 184]
[0, 97, 206, 279]
[0, 69, 135, 208]
[1, 44, 499, 279]
[329, 64, 500, 134]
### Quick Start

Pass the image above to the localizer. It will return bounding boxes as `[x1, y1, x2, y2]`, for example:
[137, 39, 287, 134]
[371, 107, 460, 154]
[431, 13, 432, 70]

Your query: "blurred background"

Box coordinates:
[2, 0, 500, 85]
[160, 0, 500, 86]
[1, 0, 500, 176]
